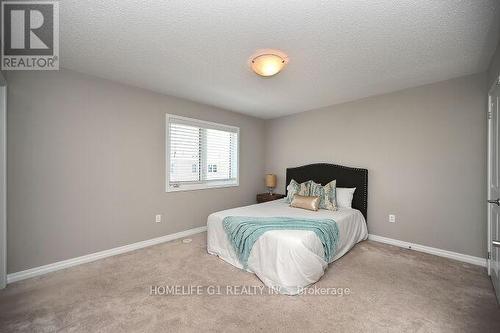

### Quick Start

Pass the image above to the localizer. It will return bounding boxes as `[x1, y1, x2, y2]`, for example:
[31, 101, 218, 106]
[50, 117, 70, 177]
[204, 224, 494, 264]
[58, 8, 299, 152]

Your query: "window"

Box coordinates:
[166, 114, 239, 192]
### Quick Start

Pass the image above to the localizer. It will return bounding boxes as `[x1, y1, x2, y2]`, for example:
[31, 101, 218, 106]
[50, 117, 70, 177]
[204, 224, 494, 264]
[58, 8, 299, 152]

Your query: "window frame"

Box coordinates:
[165, 113, 240, 192]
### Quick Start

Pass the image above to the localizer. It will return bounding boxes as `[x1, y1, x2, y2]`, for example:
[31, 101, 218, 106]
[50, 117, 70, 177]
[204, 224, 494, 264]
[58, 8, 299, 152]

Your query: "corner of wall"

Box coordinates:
[488, 40, 500, 88]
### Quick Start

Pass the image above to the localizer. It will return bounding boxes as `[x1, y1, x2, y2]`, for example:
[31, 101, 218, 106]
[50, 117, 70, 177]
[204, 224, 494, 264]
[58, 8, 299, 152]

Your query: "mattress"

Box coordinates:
[207, 199, 368, 295]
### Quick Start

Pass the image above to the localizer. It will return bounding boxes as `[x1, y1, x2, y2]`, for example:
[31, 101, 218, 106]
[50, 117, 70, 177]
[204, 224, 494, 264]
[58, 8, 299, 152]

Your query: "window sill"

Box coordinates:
[166, 181, 239, 193]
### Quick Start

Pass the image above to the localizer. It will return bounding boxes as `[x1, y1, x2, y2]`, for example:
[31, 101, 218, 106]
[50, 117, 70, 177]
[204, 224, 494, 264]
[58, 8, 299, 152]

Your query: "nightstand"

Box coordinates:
[256, 193, 285, 203]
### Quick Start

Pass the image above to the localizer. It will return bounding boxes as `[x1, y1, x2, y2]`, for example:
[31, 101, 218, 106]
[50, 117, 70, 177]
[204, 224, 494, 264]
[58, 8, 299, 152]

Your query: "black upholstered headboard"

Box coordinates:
[285, 163, 368, 220]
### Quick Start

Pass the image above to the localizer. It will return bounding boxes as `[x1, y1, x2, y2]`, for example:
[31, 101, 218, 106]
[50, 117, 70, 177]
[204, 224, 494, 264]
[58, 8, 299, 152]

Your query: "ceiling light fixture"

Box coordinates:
[251, 53, 287, 77]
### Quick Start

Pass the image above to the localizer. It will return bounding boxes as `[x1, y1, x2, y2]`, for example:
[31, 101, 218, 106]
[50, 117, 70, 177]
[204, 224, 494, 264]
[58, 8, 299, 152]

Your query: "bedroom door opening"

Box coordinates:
[488, 78, 500, 303]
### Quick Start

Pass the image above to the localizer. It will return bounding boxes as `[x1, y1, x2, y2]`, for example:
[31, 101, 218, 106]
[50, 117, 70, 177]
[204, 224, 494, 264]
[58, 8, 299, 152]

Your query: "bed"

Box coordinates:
[207, 163, 368, 295]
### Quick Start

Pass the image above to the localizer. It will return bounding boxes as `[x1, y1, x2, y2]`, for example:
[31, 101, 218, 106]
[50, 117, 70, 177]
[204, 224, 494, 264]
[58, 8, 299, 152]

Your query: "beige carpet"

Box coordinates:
[0, 233, 499, 332]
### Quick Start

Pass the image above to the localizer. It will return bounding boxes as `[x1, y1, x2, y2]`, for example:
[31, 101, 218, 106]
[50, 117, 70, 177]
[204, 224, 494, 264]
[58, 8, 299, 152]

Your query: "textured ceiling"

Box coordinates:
[61, 1, 500, 119]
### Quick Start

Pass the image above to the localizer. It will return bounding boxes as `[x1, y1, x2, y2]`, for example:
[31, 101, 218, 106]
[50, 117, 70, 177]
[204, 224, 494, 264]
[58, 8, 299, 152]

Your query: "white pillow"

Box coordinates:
[336, 188, 356, 208]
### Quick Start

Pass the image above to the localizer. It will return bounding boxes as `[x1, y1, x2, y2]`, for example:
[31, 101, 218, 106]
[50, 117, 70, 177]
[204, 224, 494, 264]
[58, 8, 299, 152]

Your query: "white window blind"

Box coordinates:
[166, 114, 239, 192]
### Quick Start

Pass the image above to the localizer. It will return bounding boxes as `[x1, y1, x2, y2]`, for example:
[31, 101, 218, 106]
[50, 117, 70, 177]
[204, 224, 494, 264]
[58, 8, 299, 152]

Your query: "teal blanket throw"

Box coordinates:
[222, 216, 339, 268]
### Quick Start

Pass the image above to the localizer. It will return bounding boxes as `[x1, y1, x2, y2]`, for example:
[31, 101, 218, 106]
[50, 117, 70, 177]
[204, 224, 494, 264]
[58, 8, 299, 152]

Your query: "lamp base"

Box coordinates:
[267, 187, 274, 195]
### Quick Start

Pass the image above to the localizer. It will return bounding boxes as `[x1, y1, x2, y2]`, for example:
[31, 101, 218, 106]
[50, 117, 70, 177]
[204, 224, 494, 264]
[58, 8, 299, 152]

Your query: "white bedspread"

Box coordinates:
[207, 199, 368, 295]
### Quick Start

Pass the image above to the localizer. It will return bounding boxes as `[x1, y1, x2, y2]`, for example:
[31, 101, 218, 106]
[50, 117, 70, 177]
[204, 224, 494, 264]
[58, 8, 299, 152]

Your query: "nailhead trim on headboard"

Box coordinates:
[285, 163, 368, 221]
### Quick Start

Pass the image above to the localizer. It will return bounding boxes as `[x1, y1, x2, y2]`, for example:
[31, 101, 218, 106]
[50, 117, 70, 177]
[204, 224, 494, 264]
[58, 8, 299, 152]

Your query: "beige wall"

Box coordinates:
[265, 73, 488, 258]
[0, 73, 6, 288]
[4, 68, 491, 272]
[5, 69, 265, 273]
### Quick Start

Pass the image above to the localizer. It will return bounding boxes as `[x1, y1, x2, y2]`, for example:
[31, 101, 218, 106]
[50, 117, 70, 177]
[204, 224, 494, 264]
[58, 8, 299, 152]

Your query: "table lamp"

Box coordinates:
[265, 174, 277, 195]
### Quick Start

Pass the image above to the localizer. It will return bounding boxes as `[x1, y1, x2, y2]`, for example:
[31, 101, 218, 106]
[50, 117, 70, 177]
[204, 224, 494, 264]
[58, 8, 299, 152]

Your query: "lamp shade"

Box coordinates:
[251, 54, 286, 77]
[265, 174, 277, 188]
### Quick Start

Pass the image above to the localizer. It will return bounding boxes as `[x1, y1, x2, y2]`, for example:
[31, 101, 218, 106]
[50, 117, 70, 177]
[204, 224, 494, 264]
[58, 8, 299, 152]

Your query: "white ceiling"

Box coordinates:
[61, 1, 500, 119]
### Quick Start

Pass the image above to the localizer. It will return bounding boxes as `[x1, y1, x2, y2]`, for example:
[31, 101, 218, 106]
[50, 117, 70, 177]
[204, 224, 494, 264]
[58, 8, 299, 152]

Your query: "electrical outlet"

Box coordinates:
[155, 214, 162, 223]
[388, 214, 396, 223]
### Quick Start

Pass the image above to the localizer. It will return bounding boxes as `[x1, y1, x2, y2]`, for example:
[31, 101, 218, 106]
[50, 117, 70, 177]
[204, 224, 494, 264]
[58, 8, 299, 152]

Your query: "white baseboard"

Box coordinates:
[7, 228, 485, 284]
[368, 234, 487, 267]
[7, 226, 207, 284]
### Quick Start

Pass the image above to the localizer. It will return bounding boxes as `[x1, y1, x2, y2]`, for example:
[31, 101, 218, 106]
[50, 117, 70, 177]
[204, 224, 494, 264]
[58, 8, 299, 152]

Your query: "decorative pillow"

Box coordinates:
[285, 179, 311, 203]
[336, 187, 356, 208]
[309, 180, 337, 211]
[290, 195, 320, 211]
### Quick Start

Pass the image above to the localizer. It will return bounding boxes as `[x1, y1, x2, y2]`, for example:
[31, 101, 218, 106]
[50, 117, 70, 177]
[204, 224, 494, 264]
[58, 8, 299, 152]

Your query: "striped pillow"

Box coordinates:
[310, 180, 337, 211]
[286, 179, 312, 203]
